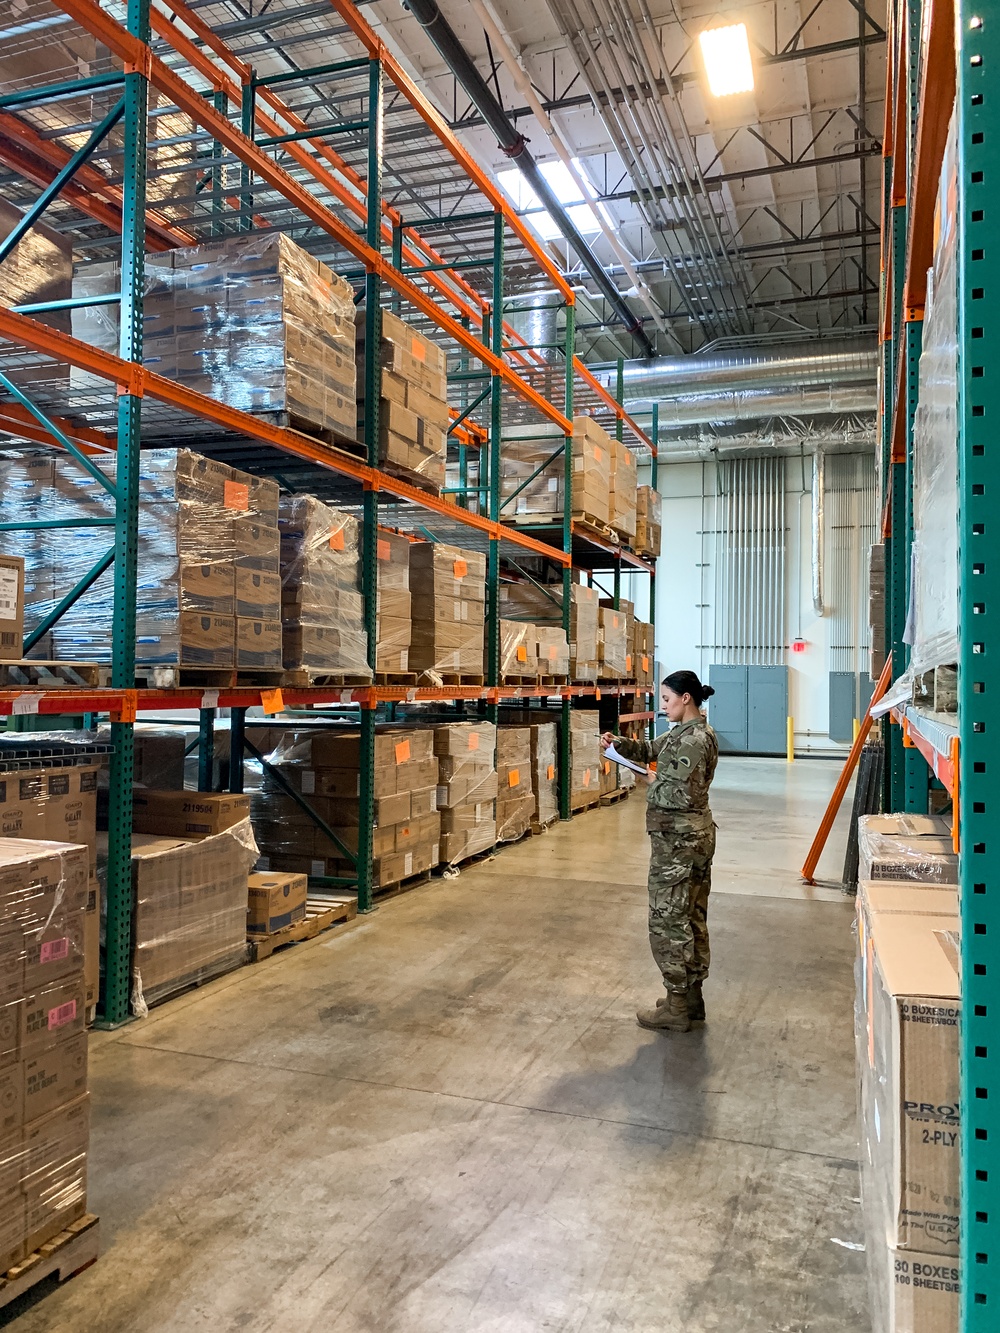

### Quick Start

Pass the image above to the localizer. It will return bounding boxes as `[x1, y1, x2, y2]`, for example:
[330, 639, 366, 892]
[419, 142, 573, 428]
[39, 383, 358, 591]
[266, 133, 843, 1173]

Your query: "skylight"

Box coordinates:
[496, 160, 612, 243]
[698, 23, 755, 97]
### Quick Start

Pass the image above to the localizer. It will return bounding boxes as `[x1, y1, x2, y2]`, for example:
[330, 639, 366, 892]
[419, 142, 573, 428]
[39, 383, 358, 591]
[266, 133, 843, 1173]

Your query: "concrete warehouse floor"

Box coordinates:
[5, 756, 867, 1333]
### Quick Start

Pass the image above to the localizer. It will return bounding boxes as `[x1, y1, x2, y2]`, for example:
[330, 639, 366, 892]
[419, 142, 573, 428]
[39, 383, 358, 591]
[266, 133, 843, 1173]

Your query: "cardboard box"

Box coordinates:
[84, 893, 99, 1012]
[247, 871, 308, 935]
[21, 1092, 89, 1254]
[22, 1031, 89, 1123]
[22, 976, 87, 1059]
[0, 555, 24, 660]
[858, 815, 958, 883]
[235, 569, 281, 619]
[235, 617, 283, 670]
[857, 905, 960, 1256]
[131, 790, 251, 839]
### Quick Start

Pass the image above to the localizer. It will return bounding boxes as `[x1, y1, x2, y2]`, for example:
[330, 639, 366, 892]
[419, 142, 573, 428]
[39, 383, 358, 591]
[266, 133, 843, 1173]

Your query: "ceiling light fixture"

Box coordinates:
[698, 23, 755, 96]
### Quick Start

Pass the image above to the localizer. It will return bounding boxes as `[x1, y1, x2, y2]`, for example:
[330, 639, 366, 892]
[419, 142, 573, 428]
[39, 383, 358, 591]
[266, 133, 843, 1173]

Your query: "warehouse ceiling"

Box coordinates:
[364, 0, 887, 356]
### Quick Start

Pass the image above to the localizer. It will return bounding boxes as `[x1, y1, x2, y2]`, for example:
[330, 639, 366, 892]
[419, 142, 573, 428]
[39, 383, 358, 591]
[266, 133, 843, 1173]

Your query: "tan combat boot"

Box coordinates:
[656, 982, 705, 1022]
[637, 991, 691, 1032]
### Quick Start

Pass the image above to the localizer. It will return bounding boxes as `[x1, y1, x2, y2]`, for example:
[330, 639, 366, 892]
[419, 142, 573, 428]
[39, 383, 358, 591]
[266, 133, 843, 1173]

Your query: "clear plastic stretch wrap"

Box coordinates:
[0, 838, 91, 1272]
[126, 817, 258, 1016]
[72, 233, 358, 438]
[499, 417, 613, 525]
[909, 110, 959, 675]
[253, 728, 439, 886]
[375, 530, 412, 674]
[598, 607, 629, 678]
[530, 723, 559, 825]
[534, 625, 570, 679]
[356, 309, 449, 491]
[858, 814, 958, 884]
[499, 580, 599, 681]
[498, 620, 537, 680]
[496, 727, 534, 842]
[631, 622, 654, 686]
[278, 495, 370, 678]
[409, 544, 487, 682]
[569, 710, 602, 805]
[609, 439, 638, 539]
[0, 200, 73, 403]
[0, 448, 281, 668]
[635, 486, 662, 556]
[855, 889, 961, 1331]
[434, 722, 497, 864]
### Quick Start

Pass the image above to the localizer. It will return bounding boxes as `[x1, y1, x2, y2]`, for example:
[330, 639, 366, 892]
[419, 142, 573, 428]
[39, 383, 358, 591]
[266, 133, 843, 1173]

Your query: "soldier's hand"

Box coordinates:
[600, 731, 615, 751]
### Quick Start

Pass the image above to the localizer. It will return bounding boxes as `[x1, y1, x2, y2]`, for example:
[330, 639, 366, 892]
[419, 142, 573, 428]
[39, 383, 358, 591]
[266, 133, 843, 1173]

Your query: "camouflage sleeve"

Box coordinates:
[612, 734, 656, 764]
[653, 729, 710, 802]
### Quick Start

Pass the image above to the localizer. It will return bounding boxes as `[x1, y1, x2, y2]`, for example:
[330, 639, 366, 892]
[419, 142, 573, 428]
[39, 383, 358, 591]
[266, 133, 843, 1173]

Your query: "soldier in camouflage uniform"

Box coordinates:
[602, 669, 719, 1033]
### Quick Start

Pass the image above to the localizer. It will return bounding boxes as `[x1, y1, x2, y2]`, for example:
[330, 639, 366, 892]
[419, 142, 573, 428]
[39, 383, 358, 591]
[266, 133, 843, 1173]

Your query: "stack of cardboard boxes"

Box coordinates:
[498, 620, 537, 682]
[855, 873, 960, 1332]
[530, 722, 559, 827]
[376, 530, 412, 676]
[0, 839, 91, 1272]
[409, 544, 486, 681]
[609, 439, 637, 541]
[124, 812, 257, 1014]
[278, 496, 370, 679]
[632, 622, 655, 689]
[535, 626, 570, 680]
[870, 544, 887, 680]
[857, 814, 958, 884]
[247, 871, 308, 937]
[569, 710, 602, 809]
[358, 309, 449, 491]
[435, 721, 497, 865]
[598, 607, 628, 679]
[635, 486, 662, 557]
[496, 728, 534, 842]
[73, 233, 358, 439]
[498, 417, 612, 525]
[499, 581, 600, 683]
[254, 729, 439, 889]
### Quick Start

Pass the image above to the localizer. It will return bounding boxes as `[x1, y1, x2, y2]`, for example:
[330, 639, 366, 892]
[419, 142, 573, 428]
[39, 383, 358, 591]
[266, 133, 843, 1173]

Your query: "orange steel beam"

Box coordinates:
[801, 655, 893, 884]
[574, 362, 654, 453]
[0, 111, 194, 251]
[0, 402, 111, 454]
[0, 305, 570, 564]
[50, 0, 573, 433]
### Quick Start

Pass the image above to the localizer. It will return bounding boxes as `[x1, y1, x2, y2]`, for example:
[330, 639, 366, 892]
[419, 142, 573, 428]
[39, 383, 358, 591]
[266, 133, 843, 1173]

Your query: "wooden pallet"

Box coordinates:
[599, 786, 631, 808]
[572, 512, 621, 543]
[247, 895, 357, 962]
[0, 660, 107, 688]
[374, 671, 419, 688]
[279, 668, 372, 689]
[0, 1214, 99, 1313]
[570, 794, 602, 814]
[134, 665, 237, 689]
[529, 814, 559, 835]
[419, 673, 486, 688]
[913, 664, 958, 713]
[371, 869, 434, 901]
[252, 408, 338, 445]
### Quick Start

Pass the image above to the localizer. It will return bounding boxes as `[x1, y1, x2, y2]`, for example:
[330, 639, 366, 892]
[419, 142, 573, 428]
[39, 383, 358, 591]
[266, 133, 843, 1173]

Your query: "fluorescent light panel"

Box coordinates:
[699, 23, 754, 97]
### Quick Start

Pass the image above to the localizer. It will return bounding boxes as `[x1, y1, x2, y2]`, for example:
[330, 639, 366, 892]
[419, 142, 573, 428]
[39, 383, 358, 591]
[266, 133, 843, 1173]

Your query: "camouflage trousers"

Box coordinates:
[647, 823, 716, 994]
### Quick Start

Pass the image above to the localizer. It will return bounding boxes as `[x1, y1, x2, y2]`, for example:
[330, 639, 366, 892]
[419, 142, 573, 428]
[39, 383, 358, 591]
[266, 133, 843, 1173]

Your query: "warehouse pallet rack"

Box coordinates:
[879, 0, 990, 1320]
[0, 0, 656, 1026]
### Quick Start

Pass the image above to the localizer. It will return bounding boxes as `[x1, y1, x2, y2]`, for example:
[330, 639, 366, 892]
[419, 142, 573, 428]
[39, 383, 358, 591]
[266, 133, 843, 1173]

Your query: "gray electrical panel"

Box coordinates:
[829, 671, 876, 743]
[708, 664, 789, 755]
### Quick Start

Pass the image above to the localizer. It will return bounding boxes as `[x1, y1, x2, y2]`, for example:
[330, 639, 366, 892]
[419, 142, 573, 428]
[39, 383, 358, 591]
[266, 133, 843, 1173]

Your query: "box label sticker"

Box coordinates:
[583, 768, 592, 787]
[47, 998, 77, 1030]
[0, 567, 18, 616]
[377, 538, 391, 560]
[548, 645, 558, 660]
[11, 693, 43, 716]
[301, 771, 316, 795]
[453, 559, 468, 579]
[603, 760, 611, 775]
[329, 526, 345, 551]
[395, 738, 411, 764]
[626, 655, 632, 672]
[547, 764, 555, 781]
[404, 852, 414, 875]
[468, 732, 480, 751]
[224, 480, 249, 511]
[508, 769, 520, 788]
[642, 655, 649, 671]
[40, 938, 70, 965]
[311, 860, 324, 877]
[516, 644, 527, 662]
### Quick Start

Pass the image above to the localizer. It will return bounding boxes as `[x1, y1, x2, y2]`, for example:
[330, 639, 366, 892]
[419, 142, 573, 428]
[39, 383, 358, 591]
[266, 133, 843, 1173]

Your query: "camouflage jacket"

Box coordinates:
[614, 717, 719, 832]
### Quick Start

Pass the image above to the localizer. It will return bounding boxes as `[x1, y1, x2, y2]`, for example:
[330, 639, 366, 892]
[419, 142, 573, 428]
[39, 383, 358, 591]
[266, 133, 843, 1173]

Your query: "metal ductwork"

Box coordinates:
[400, 0, 654, 355]
[654, 383, 877, 429]
[601, 338, 877, 411]
[812, 449, 826, 617]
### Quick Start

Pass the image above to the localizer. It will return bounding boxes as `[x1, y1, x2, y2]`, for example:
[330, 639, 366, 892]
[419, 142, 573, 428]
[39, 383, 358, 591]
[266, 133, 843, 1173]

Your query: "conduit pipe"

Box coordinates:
[468, 0, 668, 340]
[401, 0, 654, 354]
[812, 448, 826, 616]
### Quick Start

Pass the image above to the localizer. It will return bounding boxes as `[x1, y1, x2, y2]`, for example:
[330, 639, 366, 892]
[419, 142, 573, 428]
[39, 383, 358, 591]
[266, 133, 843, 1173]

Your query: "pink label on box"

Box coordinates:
[47, 999, 77, 1030]
[39, 938, 70, 965]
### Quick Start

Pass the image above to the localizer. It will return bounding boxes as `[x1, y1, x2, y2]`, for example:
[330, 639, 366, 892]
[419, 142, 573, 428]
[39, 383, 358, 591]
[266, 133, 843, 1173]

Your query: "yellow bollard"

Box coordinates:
[786, 716, 795, 763]
[853, 717, 861, 742]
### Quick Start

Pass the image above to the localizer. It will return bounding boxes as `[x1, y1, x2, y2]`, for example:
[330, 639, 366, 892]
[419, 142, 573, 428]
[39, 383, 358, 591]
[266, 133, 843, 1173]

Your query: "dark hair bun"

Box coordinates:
[701, 685, 715, 699]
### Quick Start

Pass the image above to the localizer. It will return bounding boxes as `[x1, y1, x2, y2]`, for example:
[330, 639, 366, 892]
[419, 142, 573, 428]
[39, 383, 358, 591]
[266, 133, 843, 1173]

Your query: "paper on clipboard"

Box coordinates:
[604, 742, 649, 776]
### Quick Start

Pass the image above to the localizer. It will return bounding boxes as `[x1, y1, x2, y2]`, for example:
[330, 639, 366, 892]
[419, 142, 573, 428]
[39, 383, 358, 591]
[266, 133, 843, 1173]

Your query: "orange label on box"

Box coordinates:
[410, 337, 426, 362]
[583, 768, 592, 787]
[468, 732, 480, 751]
[516, 644, 527, 662]
[642, 655, 649, 672]
[603, 760, 611, 775]
[261, 688, 284, 715]
[394, 738, 411, 764]
[548, 645, 557, 660]
[377, 538, 391, 560]
[453, 558, 468, 578]
[508, 768, 520, 788]
[399, 824, 411, 839]
[595, 688, 602, 701]
[547, 763, 555, 781]
[626, 655, 632, 672]
[329, 526, 345, 551]
[224, 480, 249, 511]
[593, 446, 603, 463]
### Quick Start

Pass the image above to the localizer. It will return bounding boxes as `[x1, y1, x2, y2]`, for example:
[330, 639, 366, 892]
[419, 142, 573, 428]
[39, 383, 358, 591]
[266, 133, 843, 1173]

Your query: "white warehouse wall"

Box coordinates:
[653, 456, 863, 754]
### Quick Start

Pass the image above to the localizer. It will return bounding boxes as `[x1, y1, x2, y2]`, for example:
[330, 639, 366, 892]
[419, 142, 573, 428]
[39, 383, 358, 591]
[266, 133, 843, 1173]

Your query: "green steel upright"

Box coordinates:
[102, 0, 149, 1025]
[356, 56, 383, 914]
[484, 210, 504, 721]
[649, 403, 658, 742]
[559, 304, 575, 819]
[958, 6, 1000, 1323]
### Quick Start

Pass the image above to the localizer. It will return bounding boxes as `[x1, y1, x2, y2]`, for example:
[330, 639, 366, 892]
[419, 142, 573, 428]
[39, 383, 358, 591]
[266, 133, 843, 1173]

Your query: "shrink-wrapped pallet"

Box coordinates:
[375, 529, 412, 675]
[496, 727, 534, 842]
[409, 543, 486, 680]
[434, 721, 497, 864]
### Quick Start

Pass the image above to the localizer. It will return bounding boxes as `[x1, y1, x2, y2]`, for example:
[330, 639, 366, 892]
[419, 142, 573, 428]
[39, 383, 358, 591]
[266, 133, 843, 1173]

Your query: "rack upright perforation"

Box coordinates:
[880, 0, 997, 1323]
[0, 0, 656, 1024]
